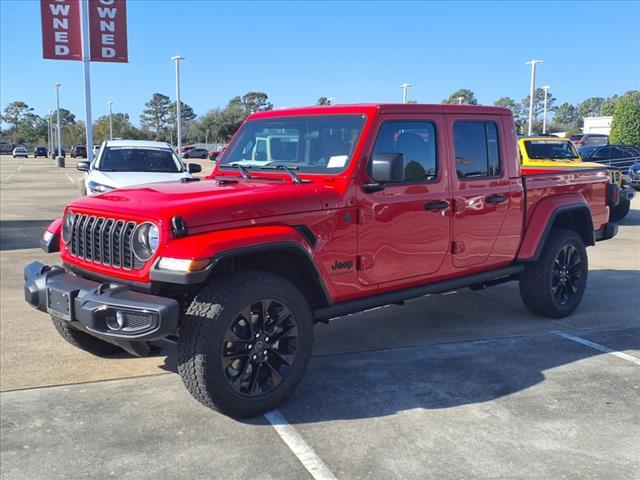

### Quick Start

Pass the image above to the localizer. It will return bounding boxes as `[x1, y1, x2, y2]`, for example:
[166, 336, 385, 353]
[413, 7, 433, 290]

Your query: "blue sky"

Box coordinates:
[1, 0, 639, 125]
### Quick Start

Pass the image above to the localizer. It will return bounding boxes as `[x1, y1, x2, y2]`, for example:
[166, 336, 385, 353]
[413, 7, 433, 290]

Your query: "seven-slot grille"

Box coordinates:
[67, 214, 144, 270]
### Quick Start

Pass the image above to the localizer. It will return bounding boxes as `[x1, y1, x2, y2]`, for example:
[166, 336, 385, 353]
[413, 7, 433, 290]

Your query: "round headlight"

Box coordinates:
[132, 222, 159, 261]
[62, 211, 74, 243]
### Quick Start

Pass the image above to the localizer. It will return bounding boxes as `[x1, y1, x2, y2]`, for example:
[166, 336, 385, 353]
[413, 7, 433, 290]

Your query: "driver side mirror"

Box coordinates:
[76, 161, 90, 172]
[187, 163, 202, 174]
[363, 153, 404, 192]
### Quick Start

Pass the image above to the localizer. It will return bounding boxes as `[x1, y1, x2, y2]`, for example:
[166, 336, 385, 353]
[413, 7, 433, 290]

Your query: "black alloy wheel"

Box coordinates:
[221, 299, 299, 397]
[551, 244, 582, 306]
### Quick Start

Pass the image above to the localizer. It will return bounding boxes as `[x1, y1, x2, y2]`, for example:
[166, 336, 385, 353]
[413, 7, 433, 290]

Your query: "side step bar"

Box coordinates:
[313, 265, 525, 322]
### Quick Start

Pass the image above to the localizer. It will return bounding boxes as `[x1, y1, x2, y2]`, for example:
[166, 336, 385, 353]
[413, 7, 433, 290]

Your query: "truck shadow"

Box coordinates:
[157, 269, 639, 422]
[0, 220, 53, 251]
[618, 207, 640, 226]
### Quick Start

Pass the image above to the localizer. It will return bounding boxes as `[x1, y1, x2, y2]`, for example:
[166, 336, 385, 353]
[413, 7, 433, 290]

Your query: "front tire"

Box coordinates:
[609, 199, 630, 222]
[177, 271, 314, 417]
[519, 228, 588, 318]
[51, 317, 123, 356]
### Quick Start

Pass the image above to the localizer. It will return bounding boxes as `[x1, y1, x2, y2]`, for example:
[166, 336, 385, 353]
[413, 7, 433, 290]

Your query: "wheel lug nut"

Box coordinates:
[265, 336, 269, 342]
[248, 344, 252, 349]
[252, 354, 257, 360]
[263, 350, 268, 355]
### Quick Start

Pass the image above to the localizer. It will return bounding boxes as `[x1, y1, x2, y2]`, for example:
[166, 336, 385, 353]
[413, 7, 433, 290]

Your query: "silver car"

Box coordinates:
[12, 146, 28, 158]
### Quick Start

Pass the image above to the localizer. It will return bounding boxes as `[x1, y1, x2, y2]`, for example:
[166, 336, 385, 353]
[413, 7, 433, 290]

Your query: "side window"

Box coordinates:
[453, 121, 501, 179]
[371, 121, 437, 182]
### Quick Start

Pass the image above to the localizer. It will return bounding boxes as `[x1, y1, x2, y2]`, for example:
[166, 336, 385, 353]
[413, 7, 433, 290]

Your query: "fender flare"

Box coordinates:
[518, 200, 594, 262]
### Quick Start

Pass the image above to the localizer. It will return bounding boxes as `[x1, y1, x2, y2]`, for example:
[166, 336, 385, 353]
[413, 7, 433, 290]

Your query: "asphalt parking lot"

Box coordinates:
[1, 155, 639, 479]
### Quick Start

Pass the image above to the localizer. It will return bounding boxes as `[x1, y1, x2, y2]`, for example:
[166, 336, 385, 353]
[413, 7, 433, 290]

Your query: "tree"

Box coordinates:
[93, 113, 146, 143]
[577, 97, 605, 119]
[316, 97, 331, 106]
[494, 96, 524, 132]
[609, 96, 640, 145]
[442, 89, 478, 105]
[228, 92, 273, 114]
[2, 101, 33, 142]
[140, 93, 172, 140]
[599, 90, 640, 116]
[552, 102, 579, 129]
[521, 87, 556, 122]
[56, 108, 76, 126]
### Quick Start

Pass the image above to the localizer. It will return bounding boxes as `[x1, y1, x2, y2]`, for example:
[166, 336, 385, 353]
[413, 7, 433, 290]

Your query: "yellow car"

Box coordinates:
[518, 136, 635, 221]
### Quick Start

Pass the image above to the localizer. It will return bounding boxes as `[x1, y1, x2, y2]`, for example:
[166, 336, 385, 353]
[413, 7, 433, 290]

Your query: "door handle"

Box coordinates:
[425, 200, 449, 211]
[485, 194, 507, 205]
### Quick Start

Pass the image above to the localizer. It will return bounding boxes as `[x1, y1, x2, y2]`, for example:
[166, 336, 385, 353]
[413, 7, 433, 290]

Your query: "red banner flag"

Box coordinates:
[89, 0, 128, 63]
[40, 0, 82, 61]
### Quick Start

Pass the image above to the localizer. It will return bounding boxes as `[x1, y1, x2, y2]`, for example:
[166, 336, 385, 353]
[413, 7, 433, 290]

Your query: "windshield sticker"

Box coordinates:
[529, 140, 564, 144]
[327, 155, 348, 168]
[109, 146, 171, 151]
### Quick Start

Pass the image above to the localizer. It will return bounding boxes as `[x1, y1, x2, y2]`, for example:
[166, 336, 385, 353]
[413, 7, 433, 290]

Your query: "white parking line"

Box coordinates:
[4, 173, 15, 183]
[64, 173, 75, 184]
[264, 409, 337, 480]
[555, 332, 640, 366]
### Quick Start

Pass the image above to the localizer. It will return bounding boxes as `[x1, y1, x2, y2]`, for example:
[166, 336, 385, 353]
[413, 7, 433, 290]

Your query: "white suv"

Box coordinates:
[76, 140, 202, 195]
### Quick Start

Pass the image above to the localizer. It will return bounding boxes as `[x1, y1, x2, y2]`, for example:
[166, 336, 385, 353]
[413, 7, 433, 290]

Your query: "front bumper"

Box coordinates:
[24, 261, 180, 343]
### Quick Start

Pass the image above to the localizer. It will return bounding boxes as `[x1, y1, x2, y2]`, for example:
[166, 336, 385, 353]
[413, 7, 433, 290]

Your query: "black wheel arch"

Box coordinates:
[209, 241, 332, 310]
[528, 204, 594, 262]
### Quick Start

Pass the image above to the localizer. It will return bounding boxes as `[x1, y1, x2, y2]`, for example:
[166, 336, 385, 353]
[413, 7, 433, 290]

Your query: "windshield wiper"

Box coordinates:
[260, 164, 309, 184]
[228, 163, 252, 179]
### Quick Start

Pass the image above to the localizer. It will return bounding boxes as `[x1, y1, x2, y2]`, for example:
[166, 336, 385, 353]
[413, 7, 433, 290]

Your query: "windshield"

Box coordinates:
[569, 134, 583, 141]
[219, 115, 366, 174]
[98, 147, 183, 173]
[524, 140, 579, 160]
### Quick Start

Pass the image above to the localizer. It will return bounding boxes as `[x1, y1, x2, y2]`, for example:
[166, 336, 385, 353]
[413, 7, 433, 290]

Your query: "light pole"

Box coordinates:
[400, 83, 412, 104]
[542, 85, 551, 134]
[54, 83, 63, 159]
[108, 101, 113, 140]
[526, 59, 542, 135]
[47, 110, 53, 156]
[457, 96, 464, 105]
[171, 55, 185, 153]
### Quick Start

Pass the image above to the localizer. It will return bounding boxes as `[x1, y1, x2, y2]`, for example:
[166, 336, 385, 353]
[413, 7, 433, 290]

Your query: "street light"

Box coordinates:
[542, 85, 551, 134]
[525, 59, 542, 135]
[54, 83, 63, 160]
[400, 83, 412, 104]
[107, 101, 113, 140]
[47, 110, 54, 156]
[171, 55, 185, 154]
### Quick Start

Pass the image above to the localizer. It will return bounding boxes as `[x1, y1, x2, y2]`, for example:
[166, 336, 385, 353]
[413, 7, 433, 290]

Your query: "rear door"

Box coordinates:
[357, 115, 451, 286]
[446, 115, 513, 268]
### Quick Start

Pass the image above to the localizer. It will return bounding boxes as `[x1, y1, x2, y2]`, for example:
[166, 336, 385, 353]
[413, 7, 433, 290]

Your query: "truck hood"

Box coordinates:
[90, 170, 193, 189]
[67, 178, 327, 230]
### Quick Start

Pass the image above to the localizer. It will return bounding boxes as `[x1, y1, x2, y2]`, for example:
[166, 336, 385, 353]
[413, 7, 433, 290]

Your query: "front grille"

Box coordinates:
[67, 214, 144, 270]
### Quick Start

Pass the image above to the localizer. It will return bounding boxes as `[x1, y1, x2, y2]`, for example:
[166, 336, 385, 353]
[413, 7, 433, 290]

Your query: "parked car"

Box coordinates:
[70, 145, 87, 158]
[51, 147, 66, 158]
[519, 137, 635, 221]
[176, 145, 196, 155]
[578, 144, 640, 170]
[33, 146, 48, 158]
[570, 133, 608, 147]
[628, 162, 640, 190]
[26, 104, 618, 418]
[12, 146, 28, 158]
[182, 147, 209, 159]
[0, 142, 14, 154]
[208, 144, 227, 161]
[75, 139, 202, 195]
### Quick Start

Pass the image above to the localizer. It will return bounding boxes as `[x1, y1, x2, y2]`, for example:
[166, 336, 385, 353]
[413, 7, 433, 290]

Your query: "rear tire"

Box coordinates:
[519, 228, 588, 318]
[51, 317, 123, 356]
[609, 199, 630, 222]
[177, 271, 314, 417]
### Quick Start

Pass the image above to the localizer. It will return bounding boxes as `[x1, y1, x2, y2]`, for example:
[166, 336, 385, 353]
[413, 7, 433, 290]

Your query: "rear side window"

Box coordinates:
[371, 121, 437, 182]
[453, 121, 501, 179]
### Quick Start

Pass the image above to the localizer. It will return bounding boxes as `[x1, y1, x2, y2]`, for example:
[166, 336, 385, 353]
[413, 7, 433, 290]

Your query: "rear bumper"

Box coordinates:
[24, 261, 180, 342]
[594, 222, 618, 242]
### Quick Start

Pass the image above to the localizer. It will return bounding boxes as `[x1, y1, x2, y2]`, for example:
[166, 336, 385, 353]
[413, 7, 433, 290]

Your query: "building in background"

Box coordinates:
[583, 116, 613, 135]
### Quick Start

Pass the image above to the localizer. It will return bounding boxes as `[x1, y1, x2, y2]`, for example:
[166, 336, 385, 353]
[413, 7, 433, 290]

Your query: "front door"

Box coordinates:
[446, 115, 512, 268]
[357, 116, 451, 286]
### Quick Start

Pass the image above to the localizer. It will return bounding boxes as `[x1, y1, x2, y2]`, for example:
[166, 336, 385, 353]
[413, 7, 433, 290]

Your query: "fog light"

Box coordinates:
[106, 311, 126, 330]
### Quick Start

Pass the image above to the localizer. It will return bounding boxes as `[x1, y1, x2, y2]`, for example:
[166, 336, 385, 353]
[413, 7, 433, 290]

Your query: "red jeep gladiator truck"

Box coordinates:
[25, 104, 619, 417]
